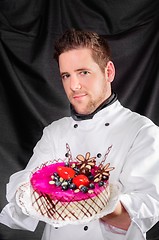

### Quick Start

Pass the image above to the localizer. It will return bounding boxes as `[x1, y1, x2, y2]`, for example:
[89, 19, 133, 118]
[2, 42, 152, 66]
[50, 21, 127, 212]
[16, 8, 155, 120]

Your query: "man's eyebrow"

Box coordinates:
[75, 68, 91, 72]
[60, 72, 69, 76]
[60, 68, 90, 76]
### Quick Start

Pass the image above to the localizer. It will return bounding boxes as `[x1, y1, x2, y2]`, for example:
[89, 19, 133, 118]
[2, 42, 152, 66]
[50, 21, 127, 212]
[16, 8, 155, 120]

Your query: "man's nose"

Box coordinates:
[70, 76, 81, 91]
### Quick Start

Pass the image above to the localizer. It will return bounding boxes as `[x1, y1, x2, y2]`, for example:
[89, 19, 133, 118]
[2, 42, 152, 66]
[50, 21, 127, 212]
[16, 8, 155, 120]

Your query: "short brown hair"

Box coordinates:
[54, 29, 112, 72]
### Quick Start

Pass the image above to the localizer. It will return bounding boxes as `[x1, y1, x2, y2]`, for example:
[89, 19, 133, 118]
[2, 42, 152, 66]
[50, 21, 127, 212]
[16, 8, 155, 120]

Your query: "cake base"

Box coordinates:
[31, 184, 110, 221]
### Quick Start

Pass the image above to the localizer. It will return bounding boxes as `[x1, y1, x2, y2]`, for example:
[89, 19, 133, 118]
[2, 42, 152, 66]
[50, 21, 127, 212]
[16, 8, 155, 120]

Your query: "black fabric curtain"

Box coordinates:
[0, 1, 159, 239]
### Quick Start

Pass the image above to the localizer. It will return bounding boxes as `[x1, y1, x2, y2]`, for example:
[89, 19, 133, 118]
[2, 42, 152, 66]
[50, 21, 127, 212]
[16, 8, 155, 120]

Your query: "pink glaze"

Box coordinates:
[30, 162, 108, 202]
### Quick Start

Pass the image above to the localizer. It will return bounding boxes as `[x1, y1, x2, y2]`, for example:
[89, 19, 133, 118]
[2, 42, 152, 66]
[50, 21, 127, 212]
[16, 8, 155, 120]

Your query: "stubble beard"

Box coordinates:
[71, 92, 107, 115]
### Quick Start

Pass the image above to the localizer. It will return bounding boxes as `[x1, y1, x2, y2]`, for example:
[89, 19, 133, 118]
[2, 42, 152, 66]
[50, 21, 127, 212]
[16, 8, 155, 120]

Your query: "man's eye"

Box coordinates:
[61, 74, 70, 80]
[80, 71, 90, 76]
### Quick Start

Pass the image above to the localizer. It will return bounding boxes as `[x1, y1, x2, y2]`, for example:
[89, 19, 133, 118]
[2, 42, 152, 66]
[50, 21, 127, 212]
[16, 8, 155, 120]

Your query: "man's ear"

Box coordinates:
[105, 61, 115, 83]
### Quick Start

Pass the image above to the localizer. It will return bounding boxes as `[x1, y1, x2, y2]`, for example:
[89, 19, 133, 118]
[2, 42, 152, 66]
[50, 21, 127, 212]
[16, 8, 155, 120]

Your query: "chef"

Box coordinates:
[1, 29, 159, 240]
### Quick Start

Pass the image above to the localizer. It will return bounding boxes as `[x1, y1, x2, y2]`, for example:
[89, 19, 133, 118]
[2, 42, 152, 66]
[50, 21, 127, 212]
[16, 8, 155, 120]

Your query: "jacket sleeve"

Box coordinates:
[119, 123, 159, 238]
[0, 125, 54, 230]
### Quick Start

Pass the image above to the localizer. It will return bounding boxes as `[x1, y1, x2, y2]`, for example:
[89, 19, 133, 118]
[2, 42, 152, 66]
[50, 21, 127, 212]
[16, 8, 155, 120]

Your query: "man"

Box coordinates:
[1, 29, 159, 240]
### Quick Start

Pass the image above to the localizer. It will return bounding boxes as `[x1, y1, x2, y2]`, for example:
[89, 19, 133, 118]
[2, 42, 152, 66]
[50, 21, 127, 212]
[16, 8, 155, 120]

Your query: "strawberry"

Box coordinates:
[73, 174, 89, 188]
[57, 166, 75, 180]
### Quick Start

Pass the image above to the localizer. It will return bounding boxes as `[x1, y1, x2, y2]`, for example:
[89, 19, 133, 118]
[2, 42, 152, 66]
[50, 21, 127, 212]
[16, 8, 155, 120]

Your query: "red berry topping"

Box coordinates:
[57, 166, 75, 180]
[73, 174, 89, 188]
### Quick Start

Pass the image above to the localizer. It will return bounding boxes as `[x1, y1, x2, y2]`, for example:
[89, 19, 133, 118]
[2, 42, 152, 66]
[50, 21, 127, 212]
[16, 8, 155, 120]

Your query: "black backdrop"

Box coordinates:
[0, 1, 159, 239]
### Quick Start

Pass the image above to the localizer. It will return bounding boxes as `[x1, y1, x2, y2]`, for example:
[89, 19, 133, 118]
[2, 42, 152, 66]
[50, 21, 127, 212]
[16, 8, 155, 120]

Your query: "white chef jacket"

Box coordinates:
[1, 100, 159, 240]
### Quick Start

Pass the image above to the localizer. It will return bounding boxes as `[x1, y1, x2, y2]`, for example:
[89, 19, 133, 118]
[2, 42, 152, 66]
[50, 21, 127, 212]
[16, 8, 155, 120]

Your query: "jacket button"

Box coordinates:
[84, 226, 88, 231]
[97, 153, 102, 158]
[74, 124, 78, 128]
[105, 123, 110, 126]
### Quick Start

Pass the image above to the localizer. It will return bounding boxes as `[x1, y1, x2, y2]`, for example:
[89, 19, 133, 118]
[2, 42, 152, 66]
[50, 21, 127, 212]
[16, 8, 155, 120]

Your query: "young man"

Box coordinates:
[1, 29, 159, 240]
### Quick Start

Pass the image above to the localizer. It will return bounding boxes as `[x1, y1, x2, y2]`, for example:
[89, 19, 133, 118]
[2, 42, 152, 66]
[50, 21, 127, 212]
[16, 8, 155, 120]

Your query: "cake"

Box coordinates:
[30, 144, 114, 222]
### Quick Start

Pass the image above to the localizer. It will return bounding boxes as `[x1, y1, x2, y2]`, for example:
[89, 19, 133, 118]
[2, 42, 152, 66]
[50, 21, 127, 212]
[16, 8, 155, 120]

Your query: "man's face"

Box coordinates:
[59, 48, 115, 115]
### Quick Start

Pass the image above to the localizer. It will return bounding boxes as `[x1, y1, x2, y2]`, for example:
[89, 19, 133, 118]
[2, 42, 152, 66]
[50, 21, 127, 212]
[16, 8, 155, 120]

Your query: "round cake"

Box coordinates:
[30, 146, 114, 222]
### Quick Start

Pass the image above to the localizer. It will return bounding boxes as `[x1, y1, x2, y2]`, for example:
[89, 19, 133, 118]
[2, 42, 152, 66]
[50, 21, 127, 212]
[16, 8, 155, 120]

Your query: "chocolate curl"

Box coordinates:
[99, 145, 113, 168]
[66, 143, 73, 164]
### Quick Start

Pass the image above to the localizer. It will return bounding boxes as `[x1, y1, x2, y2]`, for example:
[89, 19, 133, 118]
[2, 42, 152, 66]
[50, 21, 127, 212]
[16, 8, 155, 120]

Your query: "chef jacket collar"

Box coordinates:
[71, 92, 117, 121]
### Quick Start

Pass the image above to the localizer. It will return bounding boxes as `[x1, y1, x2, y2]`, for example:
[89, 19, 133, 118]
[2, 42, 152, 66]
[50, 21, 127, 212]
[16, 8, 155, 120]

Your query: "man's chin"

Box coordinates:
[72, 102, 95, 115]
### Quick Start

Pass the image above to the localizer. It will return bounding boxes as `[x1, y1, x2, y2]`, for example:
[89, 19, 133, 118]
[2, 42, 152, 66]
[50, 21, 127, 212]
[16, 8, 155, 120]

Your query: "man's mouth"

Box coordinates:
[73, 93, 87, 100]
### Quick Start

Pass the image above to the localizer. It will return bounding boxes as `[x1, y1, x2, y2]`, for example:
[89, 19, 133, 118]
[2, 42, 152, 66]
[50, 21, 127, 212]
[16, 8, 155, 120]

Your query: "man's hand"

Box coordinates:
[101, 201, 131, 231]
